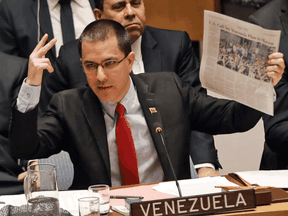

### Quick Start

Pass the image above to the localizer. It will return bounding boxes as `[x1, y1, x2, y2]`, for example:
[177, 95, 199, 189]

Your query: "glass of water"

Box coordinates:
[78, 197, 100, 216]
[88, 185, 110, 215]
[24, 163, 59, 216]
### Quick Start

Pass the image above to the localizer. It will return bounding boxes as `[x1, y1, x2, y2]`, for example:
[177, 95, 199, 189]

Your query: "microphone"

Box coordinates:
[154, 123, 182, 197]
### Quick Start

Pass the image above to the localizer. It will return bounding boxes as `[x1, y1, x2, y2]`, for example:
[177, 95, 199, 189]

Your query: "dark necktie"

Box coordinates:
[115, 103, 140, 185]
[59, 0, 75, 44]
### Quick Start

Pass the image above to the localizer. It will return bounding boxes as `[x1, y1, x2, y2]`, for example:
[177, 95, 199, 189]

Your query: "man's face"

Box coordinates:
[94, 0, 146, 44]
[81, 36, 135, 103]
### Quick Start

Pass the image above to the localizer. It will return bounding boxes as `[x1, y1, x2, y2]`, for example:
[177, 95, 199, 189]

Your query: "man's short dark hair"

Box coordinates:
[78, 19, 131, 57]
[95, 0, 104, 11]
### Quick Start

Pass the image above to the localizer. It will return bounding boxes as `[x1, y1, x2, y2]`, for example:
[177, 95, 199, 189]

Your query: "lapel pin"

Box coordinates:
[149, 107, 157, 114]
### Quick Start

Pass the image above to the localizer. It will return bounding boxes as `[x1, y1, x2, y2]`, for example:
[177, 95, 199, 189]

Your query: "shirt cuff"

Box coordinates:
[16, 78, 41, 113]
[194, 163, 215, 170]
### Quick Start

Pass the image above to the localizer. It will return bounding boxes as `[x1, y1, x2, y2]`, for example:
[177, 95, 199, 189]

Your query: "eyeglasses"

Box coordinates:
[82, 53, 129, 73]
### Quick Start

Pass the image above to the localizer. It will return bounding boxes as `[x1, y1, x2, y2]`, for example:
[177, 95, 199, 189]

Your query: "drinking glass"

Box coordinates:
[24, 163, 59, 216]
[78, 197, 100, 216]
[88, 185, 110, 215]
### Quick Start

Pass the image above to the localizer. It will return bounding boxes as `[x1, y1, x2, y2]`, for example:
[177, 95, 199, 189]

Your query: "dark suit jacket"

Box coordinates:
[0, 52, 28, 195]
[41, 25, 221, 169]
[0, 0, 95, 80]
[261, 35, 288, 169]
[10, 72, 262, 190]
[248, 0, 288, 37]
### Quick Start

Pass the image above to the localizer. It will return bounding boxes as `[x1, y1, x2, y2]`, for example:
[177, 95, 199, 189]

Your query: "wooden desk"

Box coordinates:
[110, 199, 288, 216]
[109, 183, 288, 216]
[211, 202, 288, 216]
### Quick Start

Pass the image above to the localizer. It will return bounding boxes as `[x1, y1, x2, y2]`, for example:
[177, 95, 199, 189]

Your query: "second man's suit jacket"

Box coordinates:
[261, 35, 288, 170]
[248, 0, 288, 169]
[10, 72, 262, 190]
[0, 52, 73, 192]
[41, 25, 221, 169]
[248, 0, 288, 37]
[0, 52, 28, 195]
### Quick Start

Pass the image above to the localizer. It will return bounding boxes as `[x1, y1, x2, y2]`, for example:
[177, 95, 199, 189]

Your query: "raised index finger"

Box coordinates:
[32, 34, 49, 54]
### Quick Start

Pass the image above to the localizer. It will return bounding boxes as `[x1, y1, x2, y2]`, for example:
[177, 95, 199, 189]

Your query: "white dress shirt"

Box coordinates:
[47, 0, 95, 56]
[131, 36, 145, 74]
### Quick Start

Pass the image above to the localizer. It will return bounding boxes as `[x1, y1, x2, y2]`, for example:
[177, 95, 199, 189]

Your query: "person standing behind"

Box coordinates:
[41, 0, 221, 177]
[248, 0, 288, 37]
[248, 0, 288, 170]
[0, 52, 28, 195]
[0, 50, 74, 192]
[0, 0, 94, 186]
[261, 35, 288, 170]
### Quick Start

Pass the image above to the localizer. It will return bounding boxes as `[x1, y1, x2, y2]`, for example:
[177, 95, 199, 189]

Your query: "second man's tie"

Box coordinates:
[59, 0, 75, 44]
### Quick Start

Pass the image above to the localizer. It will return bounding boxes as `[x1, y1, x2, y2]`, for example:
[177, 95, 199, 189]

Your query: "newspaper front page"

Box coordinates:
[200, 10, 281, 115]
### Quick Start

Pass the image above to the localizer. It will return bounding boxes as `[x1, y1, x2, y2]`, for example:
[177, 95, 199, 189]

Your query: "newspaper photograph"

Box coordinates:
[200, 10, 281, 115]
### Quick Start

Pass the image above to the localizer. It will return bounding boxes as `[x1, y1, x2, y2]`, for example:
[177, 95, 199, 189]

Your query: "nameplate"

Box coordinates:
[130, 189, 256, 216]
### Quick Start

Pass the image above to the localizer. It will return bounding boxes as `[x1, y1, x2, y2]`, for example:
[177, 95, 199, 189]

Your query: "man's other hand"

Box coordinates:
[197, 167, 220, 178]
[17, 161, 38, 181]
[17, 171, 27, 181]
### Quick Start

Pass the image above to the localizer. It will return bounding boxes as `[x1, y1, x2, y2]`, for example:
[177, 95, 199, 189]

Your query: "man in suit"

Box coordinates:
[248, 0, 288, 37]
[10, 20, 283, 189]
[248, 0, 288, 170]
[0, 0, 95, 80]
[0, 52, 28, 195]
[0, 50, 73, 192]
[0, 0, 95, 183]
[41, 0, 221, 177]
[262, 35, 288, 170]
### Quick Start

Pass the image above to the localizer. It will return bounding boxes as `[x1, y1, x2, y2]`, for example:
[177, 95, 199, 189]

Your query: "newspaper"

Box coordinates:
[200, 10, 281, 115]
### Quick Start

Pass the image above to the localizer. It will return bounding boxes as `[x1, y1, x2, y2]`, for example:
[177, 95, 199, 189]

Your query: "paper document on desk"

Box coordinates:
[58, 190, 89, 215]
[112, 205, 130, 216]
[235, 170, 288, 188]
[0, 193, 26, 208]
[0, 190, 89, 216]
[153, 176, 238, 196]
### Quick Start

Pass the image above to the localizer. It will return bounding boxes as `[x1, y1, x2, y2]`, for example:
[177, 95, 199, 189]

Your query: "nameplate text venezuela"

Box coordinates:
[130, 189, 256, 216]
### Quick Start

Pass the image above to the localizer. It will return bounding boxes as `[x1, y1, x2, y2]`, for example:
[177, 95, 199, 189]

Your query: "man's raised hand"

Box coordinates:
[27, 34, 57, 86]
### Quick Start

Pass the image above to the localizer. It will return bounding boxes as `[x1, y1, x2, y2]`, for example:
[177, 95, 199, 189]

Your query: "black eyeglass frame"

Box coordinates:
[81, 52, 130, 73]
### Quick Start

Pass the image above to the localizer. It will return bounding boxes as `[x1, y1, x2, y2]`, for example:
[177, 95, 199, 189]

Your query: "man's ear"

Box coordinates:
[127, 52, 135, 71]
[94, 8, 102, 20]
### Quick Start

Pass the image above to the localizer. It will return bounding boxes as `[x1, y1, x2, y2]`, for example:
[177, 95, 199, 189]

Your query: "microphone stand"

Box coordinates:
[156, 127, 182, 197]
